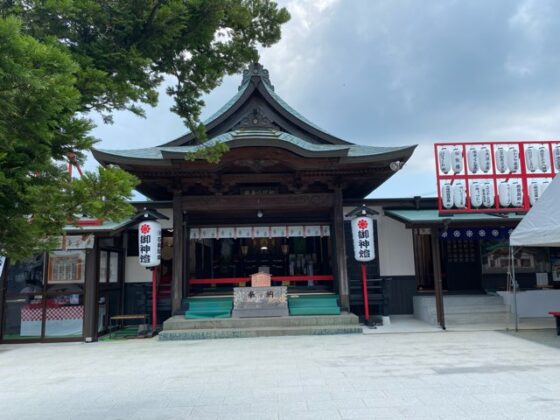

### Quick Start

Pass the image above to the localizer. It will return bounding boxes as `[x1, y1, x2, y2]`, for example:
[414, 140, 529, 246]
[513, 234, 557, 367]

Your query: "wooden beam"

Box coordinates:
[333, 188, 350, 311]
[0, 257, 9, 340]
[83, 244, 98, 341]
[172, 192, 184, 314]
[430, 227, 445, 329]
[181, 193, 334, 211]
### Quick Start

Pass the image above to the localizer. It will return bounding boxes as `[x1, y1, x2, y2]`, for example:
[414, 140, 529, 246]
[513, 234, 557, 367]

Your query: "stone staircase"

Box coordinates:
[413, 294, 510, 328]
[158, 313, 362, 340]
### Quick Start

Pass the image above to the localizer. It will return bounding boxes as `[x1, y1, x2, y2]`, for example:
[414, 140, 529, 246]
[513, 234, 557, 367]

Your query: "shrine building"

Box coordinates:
[8, 64, 554, 343]
[92, 63, 416, 322]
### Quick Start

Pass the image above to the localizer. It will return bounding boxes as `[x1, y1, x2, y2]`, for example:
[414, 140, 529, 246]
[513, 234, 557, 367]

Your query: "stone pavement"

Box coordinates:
[1, 330, 559, 420]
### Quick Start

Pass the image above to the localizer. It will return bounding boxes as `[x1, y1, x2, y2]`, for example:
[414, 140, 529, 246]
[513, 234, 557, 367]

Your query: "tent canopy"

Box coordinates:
[510, 174, 560, 247]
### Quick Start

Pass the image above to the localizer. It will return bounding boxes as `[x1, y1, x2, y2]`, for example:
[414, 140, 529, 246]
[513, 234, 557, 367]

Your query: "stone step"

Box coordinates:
[421, 307, 508, 317]
[162, 314, 360, 331]
[442, 305, 508, 314]
[413, 295, 511, 327]
[444, 301, 505, 308]
[416, 297, 504, 306]
[445, 313, 510, 325]
[158, 324, 363, 341]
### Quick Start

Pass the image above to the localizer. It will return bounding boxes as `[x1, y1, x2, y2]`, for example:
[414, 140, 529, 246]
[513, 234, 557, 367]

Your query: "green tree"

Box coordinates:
[0, 16, 138, 259]
[0, 1, 290, 260]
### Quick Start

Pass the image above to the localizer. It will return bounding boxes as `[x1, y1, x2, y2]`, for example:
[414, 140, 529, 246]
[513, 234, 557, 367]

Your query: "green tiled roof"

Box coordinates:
[385, 209, 523, 224]
[162, 63, 350, 146]
[96, 128, 412, 161]
[261, 82, 339, 139]
[201, 80, 251, 126]
[64, 218, 132, 233]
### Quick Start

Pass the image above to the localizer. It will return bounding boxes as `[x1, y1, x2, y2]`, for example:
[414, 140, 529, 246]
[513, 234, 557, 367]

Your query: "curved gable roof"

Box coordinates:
[161, 63, 351, 147]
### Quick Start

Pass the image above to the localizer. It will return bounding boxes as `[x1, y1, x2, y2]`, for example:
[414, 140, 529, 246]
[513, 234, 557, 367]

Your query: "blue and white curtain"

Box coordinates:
[440, 227, 513, 241]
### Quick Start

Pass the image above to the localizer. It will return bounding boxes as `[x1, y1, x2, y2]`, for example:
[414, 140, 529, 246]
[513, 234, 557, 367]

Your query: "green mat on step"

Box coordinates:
[99, 327, 141, 341]
[185, 297, 233, 319]
[288, 295, 341, 316]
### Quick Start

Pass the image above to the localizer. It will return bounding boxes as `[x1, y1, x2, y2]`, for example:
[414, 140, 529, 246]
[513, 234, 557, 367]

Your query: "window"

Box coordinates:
[47, 251, 85, 284]
[99, 250, 120, 284]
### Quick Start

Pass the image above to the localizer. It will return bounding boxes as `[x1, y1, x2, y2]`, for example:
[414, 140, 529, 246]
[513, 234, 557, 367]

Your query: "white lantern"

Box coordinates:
[467, 147, 479, 173]
[453, 183, 466, 208]
[479, 146, 491, 173]
[351, 216, 375, 262]
[553, 145, 560, 171]
[482, 182, 495, 207]
[540, 180, 550, 197]
[528, 182, 540, 206]
[538, 146, 550, 172]
[138, 220, 162, 267]
[441, 183, 453, 209]
[498, 182, 511, 207]
[525, 146, 538, 172]
[438, 147, 451, 174]
[451, 148, 463, 174]
[510, 180, 523, 207]
[495, 146, 507, 173]
[470, 182, 482, 207]
[507, 147, 520, 172]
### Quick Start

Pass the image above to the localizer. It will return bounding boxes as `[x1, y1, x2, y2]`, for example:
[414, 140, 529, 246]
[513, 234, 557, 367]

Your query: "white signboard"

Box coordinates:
[351, 216, 375, 262]
[54, 235, 95, 250]
[138, 221, 161, 267]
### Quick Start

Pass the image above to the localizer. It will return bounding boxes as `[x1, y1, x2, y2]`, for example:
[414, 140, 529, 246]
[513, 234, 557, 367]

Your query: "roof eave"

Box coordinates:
[340, 144, 417, 164]
[91, 148, 171, 167]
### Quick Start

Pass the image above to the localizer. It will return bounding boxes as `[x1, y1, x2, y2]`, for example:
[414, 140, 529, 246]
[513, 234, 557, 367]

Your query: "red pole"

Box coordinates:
[361, 263, 370, 322]
[152, 268, 157, 335]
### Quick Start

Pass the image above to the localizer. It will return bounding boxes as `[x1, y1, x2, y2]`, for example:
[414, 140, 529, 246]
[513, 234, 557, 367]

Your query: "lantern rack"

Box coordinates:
[434, 141, 560, 215]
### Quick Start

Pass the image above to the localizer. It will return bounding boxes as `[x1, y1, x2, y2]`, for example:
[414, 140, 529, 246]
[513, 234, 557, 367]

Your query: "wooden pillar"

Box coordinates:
[172, 191, 184, 315]
[83, 241, 99, 341]
[430, 227, 445, 329]
[0, 258, 9, 340]
[183, 214, 190, 298]
[333, 188, 350, 311]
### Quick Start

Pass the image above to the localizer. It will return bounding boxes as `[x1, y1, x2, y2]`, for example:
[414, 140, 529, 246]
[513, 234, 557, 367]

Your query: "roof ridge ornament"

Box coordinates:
[238, 107, 276, 129]
[240, 62, 274, 91]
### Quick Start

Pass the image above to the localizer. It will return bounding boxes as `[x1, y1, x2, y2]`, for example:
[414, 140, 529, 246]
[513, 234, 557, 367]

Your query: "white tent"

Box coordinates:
[510, 174, 560, 247]
[509, 174, 560, 331]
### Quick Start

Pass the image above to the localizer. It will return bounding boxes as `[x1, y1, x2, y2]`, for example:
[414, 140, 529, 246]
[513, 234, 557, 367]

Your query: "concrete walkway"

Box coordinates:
[363, 314, 556, 334]
[1, 330, 559, 420]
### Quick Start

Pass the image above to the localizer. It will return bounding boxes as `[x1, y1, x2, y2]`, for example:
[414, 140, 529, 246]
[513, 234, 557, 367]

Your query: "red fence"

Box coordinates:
[434, 141, 559, 214]
[189, 275, 334, 285]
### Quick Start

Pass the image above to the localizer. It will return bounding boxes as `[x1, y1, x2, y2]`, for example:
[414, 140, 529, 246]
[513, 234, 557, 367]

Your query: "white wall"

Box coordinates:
[125, 256, 152, 283]
[376, 208, 416, 276]
[344, 206, 416, 277]
[498, 290, 560, 318]
[159, 208, 173, 230]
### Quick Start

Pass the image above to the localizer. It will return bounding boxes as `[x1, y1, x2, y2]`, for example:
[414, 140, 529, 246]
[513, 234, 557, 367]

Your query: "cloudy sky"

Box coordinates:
[87, 0, 560, 199]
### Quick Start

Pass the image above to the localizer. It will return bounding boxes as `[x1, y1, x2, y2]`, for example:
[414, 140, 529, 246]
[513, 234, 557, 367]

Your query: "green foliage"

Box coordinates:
[184, 142, 230, 164]
[0, 1, 289, 260]
[3, 0, 290, 136]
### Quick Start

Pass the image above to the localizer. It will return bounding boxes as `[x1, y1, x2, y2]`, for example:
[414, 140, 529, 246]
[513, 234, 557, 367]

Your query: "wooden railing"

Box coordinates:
[189, 275, 334, 285]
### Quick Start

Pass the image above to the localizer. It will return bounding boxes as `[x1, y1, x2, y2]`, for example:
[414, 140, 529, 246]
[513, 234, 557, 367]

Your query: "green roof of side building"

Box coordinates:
[384, 209, 523, 226]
